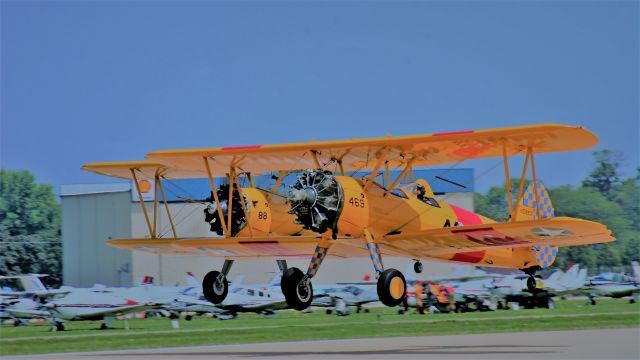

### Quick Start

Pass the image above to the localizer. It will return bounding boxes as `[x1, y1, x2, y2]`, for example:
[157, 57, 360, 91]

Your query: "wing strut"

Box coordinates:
[203, 157, 228, 235]
[156, 173, 178, 238]
[509, 144, 541, 221]
[363, 148, 388, 191]
[131, 169, 155, 237]
[385, 157, 415, 196]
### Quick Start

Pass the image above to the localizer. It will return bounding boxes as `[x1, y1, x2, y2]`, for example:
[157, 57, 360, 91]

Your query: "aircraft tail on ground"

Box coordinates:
[558, 265, 586, 289]
[17, 275, 48, 293]
[185, 272, 199, 288]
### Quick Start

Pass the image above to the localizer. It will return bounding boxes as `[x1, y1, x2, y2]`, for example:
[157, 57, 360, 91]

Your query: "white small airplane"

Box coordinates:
[173, 272, 288, 319]
[313, 275, 379, 316]
[0, 274, 70, 299]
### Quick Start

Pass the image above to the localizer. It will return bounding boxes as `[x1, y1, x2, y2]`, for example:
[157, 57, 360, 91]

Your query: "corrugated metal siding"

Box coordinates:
[62, 191, 132, 287]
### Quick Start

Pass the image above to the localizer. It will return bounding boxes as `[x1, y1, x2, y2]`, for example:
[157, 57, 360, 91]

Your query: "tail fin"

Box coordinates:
[545, 269, 564, 283]
[185, 272, 199, 288]
[268, 272, 281, 287]
[559, 265, 584, 288]
[517, 180, 555, 221]
[18, 275, 47, 293]
[559, 264, 579, 283]
[139, 275, 154, 285]
[230, 275, 244, 289]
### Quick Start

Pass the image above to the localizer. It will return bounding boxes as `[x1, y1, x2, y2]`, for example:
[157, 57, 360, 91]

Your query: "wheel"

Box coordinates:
[185, 315, 193, 321]
[414, 261, 423, 274]
[281, 267, 313, 311]
[55, 322, 64, 331]
[203, 270, 229, 304]
[325, 309, 333, 315]
[100, 322, 108, 330]
[364, 308, 370, 313]
[526, 276, 536, 292]
[377, 268, 406, 307]
[356, 307, 362, 314]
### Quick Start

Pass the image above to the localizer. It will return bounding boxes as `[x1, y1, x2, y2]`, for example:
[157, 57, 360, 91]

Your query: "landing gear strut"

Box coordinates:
[364, 229, 406, 307]
[281, 241, 330, 310]
[203, 259, 234, 304]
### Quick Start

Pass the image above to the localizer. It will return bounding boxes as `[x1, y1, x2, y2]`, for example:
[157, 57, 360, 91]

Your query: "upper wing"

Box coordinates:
[81, 160, 204, 179]
[380, 217, 614, 258]
[140, 124, 597, 177]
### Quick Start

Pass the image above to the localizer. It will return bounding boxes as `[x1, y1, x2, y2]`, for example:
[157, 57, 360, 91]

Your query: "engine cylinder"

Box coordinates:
[287, 170, 369, 238]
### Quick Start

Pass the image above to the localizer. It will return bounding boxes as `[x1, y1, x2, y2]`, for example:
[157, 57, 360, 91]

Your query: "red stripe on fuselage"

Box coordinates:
[449, 205, 485, 263]
[449, 204, 483, 226]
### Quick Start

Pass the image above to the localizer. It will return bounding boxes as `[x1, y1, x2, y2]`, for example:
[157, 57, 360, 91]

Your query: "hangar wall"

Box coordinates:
[61, 184, 133, 287]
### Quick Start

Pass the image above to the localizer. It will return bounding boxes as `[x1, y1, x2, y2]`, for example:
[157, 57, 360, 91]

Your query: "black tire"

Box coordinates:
[414, 261, 423, 274]
[185, 315, 193, 321]
[100, 323, 108, 330]
[203, 270, 229, 304]
[56, 322, 64, 331]
[364, 308, 370, 313]
[325, 309, 333, 315]
[281, 267, 313, 311]
[526, 276, 536, 292]
[377, 268, 406, 307]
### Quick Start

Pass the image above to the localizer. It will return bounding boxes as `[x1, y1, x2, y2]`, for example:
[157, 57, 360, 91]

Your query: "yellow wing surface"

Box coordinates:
[139, 124, 597, 177]
[106, 217, 613, 260]
[380, 217, 614, 258]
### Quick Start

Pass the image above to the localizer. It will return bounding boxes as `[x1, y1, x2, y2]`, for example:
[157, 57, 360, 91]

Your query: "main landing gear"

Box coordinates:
[281, 267, 313, 310]
[280, 243, 326, 310]
[203, 259, 234, 304]
[364, 229, 406, 307]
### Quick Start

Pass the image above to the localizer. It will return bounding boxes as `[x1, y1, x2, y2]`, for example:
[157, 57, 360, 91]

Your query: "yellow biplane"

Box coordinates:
[82, 124, 614, 310]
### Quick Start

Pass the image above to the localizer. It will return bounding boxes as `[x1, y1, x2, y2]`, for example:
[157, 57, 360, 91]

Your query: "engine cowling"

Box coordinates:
[287, 170, 369, 238]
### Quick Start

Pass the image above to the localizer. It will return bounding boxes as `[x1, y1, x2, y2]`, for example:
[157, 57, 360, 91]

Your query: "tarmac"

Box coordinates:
[6, 327, 640, 360]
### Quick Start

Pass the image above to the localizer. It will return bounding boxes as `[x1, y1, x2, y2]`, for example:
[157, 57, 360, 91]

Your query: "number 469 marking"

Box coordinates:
[348, 193, 365, 208]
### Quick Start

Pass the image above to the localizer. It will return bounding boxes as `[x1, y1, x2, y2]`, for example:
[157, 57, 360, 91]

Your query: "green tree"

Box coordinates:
[0, 170, 62, 287]
[474, 178, 529, 222]
[582, 150, 622, 198]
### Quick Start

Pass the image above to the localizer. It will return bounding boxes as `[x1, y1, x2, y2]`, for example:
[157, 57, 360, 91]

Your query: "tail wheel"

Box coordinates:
[281, 267, 313, 310]
[414, 261, 423, 274]
[526, 276, 536, 292]
[377, 268, 406, 307]
[203, 270, 229, 304]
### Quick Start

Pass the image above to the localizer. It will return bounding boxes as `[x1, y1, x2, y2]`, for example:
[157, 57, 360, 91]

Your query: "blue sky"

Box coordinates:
[1, 1, 638, 193]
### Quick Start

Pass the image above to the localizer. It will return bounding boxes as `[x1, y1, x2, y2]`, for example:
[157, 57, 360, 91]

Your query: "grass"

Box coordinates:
[1, 298, 638, 356]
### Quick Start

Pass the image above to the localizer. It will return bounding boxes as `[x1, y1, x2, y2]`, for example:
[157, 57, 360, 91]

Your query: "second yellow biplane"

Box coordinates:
[83, 124, 614, 310]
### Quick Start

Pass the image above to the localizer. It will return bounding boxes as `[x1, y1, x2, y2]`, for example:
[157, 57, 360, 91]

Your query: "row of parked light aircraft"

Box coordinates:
[1, 261, 638, 330]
